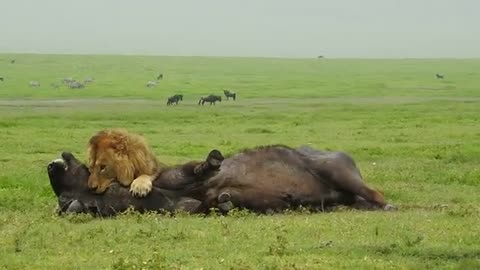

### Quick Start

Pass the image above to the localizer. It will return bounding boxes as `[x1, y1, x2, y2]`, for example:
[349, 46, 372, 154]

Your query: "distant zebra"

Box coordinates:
[63, 77, 75, 84]
[69, 81, 85, 89]
[84, 77, 94, 84]
[223, 89, 237, 101]
[146, 81, 157, 87]
[157, 73, 163, 80]
[198, 95, 222, 105]
[51, 83, 61, 89]
[29, 81, 40, 88]
[436, 73, 444, 79]
[167, 94, 183, 105]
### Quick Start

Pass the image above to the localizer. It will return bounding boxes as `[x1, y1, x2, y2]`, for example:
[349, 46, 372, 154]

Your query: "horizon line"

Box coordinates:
[0, 51, 479, 60]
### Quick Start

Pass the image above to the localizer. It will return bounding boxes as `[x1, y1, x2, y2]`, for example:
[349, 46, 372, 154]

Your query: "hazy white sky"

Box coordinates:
[1, 0, 479, 58]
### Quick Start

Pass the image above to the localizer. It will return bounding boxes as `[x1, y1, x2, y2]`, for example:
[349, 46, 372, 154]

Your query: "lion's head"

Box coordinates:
[87, 129, 163, 194]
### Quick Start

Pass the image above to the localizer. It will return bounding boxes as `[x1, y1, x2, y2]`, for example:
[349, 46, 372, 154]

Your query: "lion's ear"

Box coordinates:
[114, 143, 125, 151]
[110, 136, 128, 154]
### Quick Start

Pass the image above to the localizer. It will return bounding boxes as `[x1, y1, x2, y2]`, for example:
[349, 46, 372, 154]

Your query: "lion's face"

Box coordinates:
[88, 148, 119, 194]
[86, 129, 162, 195]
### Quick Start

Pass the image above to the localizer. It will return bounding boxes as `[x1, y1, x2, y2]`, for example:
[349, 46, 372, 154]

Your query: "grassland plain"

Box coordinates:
[0, 54, 479, 269]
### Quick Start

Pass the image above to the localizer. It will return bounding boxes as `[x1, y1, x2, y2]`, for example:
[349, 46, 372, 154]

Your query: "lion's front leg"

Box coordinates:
[130, 174, 153, 197]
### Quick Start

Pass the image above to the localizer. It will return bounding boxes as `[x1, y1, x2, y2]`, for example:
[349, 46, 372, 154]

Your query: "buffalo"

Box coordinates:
[189, 145, 394, 213]
[47, 145, 394, 217]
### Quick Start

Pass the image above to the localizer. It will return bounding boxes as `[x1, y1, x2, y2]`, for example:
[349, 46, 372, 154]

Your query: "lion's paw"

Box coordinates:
[130, 176, 152, 197]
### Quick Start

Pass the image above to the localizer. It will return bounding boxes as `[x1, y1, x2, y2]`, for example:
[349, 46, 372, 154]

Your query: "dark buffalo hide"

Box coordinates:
[47, 145, 395, 217]
[47, 151, 223, 217]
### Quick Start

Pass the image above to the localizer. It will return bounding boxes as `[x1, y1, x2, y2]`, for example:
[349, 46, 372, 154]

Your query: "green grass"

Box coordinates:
[0, 54, 479, 269]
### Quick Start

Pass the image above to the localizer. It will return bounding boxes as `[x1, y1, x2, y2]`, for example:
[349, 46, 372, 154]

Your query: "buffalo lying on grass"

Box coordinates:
[193, 145, 394, 213]
[47, 145, 395, 217]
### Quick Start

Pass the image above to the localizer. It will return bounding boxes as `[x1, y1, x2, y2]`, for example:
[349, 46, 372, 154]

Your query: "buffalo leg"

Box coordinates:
[326, 170, 387, 208]
[193, 150, 224, 176]
[217, 192, 234, 213]
[283, 191, 356, 211]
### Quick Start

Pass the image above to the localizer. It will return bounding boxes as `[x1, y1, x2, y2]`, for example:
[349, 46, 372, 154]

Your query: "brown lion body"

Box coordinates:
[87, 129, 165, 196]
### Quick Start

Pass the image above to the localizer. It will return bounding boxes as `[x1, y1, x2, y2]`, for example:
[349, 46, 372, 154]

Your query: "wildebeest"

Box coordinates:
[167, 94, 183, 106]
[29, 81, 40, 87]
[198, 95, 222, 105]
[157, 73, 163, 80]
[223, 90, 237, 101]
[146, 81, 157, 87]
[47, 150, 224, 216]
[436, 73, 444, 79]
[47, 145, 394, 216]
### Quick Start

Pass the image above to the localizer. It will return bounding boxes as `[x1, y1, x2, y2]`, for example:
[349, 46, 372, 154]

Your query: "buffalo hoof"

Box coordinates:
[218, 201, 234, 213]
[218, 192, 231, 203]
[383, 204, 397, 211]
[66, 200, 86, 214]
[194, 150, 225, 175]
[207, 150, 224, 168]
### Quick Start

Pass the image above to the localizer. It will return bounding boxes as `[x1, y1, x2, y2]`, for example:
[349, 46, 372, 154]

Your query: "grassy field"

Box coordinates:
[0, 54, 479, 269]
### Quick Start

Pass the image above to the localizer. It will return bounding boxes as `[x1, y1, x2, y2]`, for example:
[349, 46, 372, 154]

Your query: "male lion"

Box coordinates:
[87, 129, 165, 197]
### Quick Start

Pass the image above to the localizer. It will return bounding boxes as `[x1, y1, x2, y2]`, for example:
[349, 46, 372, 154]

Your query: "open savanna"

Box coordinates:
[0, 54, 479, 269]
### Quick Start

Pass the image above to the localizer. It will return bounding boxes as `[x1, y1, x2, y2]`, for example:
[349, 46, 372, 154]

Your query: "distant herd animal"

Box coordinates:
[198, 95, 222, 105]
[63, 77, 92, 89]
[223, 89, 236, 100]
[167, 94, 183, 105]
[20, 77, 94, 89]
[146, 81, 157, 87]
[29, 81, 40, 88]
